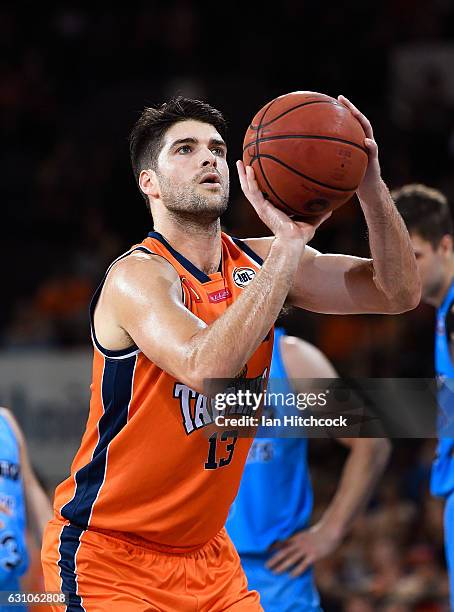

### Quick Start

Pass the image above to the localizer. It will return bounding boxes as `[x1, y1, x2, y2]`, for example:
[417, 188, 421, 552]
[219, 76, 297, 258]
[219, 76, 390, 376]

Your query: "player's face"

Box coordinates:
[410, 232, 446, 303]
[155, 120, 229, 220]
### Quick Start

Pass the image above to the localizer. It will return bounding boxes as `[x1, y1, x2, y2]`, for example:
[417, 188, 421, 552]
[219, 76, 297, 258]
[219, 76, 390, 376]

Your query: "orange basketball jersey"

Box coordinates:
[53, 231, 273, 552]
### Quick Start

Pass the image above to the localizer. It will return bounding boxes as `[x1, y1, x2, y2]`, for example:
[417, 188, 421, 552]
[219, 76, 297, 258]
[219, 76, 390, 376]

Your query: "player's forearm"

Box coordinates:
[189, 238, 303, 390]
[359, 180, 421, 312]
[317, 439, 391, 543]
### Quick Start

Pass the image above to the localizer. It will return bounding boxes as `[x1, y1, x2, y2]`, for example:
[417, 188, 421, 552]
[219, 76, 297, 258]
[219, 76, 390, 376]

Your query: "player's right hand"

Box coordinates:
[236, 161, 332, 246]
[266, 522, 341, 577]
[337, 95, 382, 203]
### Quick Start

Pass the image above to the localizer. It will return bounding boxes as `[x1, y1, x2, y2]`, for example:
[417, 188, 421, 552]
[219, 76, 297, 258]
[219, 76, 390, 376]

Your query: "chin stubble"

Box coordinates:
[159, 175, 229, 220]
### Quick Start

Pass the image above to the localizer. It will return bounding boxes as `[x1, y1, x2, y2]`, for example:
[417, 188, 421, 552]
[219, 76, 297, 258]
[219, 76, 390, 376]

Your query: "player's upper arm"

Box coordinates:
[288, 246, 399, 314]
[104, 252, 207, 389]
[281, 336, 337, 399]
[243, 237, 404, 314]
[281, 336, 338, 381]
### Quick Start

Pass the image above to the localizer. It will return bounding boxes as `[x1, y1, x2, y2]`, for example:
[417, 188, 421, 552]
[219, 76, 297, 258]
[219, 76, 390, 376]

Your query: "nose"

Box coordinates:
[200, 148, 217, 168]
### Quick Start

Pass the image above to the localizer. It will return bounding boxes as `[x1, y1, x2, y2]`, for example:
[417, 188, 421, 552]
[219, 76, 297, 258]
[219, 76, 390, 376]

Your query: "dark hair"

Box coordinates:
[128, 96, 227, 203]
[392, 183, 453, 248]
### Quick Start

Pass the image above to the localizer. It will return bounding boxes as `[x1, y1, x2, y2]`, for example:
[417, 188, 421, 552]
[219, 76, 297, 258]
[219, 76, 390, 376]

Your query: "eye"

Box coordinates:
[177, 145, 192, 154]
[212, 147, 226, 157]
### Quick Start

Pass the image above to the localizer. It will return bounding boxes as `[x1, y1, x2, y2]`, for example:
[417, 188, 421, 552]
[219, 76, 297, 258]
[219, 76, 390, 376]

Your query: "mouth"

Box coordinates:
[198, 173, 221, 188]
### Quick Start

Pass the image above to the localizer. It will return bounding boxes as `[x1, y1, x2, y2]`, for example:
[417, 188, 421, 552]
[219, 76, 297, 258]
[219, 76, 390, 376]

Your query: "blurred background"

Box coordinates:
[1, 1, 454, 609]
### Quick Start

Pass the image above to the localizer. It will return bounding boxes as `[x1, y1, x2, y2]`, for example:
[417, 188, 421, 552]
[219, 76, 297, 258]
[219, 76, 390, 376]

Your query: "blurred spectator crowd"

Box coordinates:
[1, 1, 454, 377]
[313, 439, 449, 611]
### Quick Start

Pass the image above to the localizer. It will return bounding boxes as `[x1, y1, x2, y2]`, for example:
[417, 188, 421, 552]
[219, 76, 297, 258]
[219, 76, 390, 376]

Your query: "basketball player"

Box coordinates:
[393, 184, 454, 609]
[226, 328, 391, 611]
[41, 95, 420, 611]
[0, 408, 52, 612]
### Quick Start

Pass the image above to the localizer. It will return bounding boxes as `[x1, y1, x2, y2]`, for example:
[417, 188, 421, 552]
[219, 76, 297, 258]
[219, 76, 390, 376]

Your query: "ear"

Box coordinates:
[139, 168, 160, 200]
[439, 234, 453, 257]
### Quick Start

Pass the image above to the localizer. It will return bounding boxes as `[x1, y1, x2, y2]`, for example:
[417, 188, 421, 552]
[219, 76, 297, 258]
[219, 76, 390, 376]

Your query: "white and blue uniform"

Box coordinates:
[430, 280, 454, 609]
[226, 328, 322, 611]
[0, 414, 28, 612]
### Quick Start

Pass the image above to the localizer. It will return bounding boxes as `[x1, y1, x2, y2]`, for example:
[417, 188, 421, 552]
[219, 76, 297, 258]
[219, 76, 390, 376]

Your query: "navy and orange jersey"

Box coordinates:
[53, 231, 274, 551]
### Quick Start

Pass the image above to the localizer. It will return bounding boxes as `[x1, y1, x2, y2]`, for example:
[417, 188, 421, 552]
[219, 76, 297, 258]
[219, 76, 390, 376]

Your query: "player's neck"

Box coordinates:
[153, 216, 222, 276]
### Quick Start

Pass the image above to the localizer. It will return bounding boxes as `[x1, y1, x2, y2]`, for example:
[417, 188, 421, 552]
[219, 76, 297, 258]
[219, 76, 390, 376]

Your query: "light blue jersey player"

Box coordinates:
[0, 408, 52, 612]
[394, 183, 454, 609]
[226, 328, 390, 611]
[0, 412, 29, 612]
[431, 279, 454, 610]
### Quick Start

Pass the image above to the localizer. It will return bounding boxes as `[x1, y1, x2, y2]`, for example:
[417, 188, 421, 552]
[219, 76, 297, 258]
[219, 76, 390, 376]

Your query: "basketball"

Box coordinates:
[242, 91, 368, 218]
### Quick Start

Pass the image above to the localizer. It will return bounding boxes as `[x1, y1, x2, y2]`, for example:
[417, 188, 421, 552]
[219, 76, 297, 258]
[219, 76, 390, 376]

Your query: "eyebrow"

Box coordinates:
[169, 137, 227, 149]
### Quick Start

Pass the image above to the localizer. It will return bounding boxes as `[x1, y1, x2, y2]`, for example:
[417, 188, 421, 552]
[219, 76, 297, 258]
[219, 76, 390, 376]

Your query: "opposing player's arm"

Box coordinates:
[0, 408, 53, 545]
[100, 238, 304, 393]
[268, 434, 391, 576]
[324, 435, 391, 536]
[280, 335, 338, 380]
[268, 338, 391, 576]
[285, 339, 392, 529]
[243, 237, 418, 314]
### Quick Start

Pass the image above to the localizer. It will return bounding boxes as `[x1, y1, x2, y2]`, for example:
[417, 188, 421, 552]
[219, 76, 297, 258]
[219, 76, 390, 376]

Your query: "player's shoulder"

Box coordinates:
[105, 249, 180, 292]
[281, 335, 338, 378]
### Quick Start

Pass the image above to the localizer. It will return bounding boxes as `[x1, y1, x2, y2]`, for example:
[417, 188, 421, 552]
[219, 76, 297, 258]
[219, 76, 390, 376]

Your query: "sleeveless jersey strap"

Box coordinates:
[89, 246, 154, 359]
[229, 237, 264, 266]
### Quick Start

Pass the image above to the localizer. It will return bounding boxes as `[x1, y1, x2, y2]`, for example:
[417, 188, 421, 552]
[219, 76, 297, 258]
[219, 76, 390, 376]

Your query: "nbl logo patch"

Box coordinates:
[233, 267, 256, 288]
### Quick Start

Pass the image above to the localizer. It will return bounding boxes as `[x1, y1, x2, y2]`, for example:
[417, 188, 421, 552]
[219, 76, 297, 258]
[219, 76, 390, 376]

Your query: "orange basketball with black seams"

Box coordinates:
[243, 91, 368, 218]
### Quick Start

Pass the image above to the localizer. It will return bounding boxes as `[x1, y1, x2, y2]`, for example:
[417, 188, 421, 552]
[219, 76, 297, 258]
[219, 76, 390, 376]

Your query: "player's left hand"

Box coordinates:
[337, 95, 382, 202]
[266, 523, 341, 577]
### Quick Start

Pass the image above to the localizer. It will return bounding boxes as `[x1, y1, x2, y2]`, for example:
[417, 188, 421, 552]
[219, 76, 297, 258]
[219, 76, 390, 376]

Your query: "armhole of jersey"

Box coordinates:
[90, 245, 183, 359]
[271, 328, 288, 378]
[229, 236, 264, 267]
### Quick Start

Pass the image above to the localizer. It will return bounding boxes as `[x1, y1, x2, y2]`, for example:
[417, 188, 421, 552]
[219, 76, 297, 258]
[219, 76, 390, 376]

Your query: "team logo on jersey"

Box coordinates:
[173, 368, 267, 435]
[233, 267, 256, 288]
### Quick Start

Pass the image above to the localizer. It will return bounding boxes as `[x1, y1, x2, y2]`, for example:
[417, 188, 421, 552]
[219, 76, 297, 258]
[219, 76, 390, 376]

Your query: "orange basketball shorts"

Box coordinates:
[41, 519, 262, 611]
